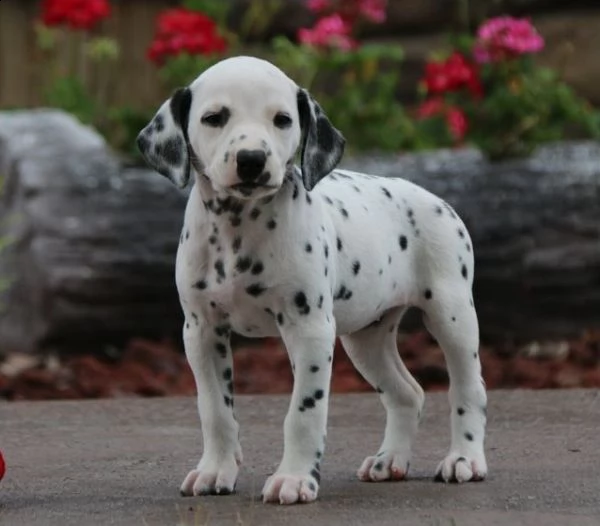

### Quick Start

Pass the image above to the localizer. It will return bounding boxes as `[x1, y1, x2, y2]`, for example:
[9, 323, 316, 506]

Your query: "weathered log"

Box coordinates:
[0, 110, 598, 354]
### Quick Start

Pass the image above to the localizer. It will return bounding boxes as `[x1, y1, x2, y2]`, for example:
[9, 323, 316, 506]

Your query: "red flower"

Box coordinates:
[147, 8, 227, 65]
[423, 52, 482, 98]
[41, 0, 110, 30]
[417, 98, 469, 142]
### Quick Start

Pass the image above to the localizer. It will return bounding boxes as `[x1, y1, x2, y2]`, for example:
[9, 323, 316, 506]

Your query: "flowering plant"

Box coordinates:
[41, 0, 110, 31]
[416, 16, 600, 158]
[147, 8, 228, 65]
[273, 0, 415, 151]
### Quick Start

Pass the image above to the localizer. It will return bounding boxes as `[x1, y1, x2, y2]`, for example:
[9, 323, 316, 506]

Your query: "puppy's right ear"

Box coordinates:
[136, 87, 193, 188]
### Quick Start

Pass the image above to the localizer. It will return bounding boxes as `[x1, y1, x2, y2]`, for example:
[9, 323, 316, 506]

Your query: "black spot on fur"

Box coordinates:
[317, 295, 324, 309]
[236, 256, 252, 273]
[399, 235, 408, 250]
[465, 432, 474, 441]
[314, 389, 324, 400]
[461, 264, 468, 279]
[352, 260, 361, 275]
[246, 283, 266, 296]
[194, 279, 207, 290]
[458, 407, 465, 416]
[224, 395, 234, 407]
[292, 183, 299, 200]
[305, 242, 313, 253]
[250, 208, 261, 220]
[340, 208, 349, 219]
[306, 193, 312, 205]
[276, 313, 284, 325]
[334, 285, 353, 301]
[310, 468, 321, 483]
[310, 365, 320, 373]
[294, 291, 310, 315]
[381, 187, 392, 199]
[374, 461, 384, 471]
[266, 219, 277, 230]
[424, 289, 433, 300]
[223, 368, 232, 381]
[232, 237, 241, 253]
[251, 262, 264, 275]
[215, 260, 225, 279]
[302, 397, 316, 409]
[337, 237, 343, 251]
[458, 228, 465, 238]
[215, 343, 227, 358]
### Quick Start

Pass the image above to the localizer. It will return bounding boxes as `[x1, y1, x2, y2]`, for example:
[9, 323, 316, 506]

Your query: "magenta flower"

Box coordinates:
[298, 14, 356, 50]
[357, 0, 386, 23]
[474, 16, 544, 63]
[306, 0, 330, 12]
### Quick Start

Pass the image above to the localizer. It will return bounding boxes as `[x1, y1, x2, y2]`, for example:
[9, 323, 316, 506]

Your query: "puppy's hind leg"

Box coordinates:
[340, 307, 424, 482]
[421, 282, 488, 483]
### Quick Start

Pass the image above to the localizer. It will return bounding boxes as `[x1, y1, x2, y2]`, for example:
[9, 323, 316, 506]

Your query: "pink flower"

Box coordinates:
[357, 0, 386, 23]
[474, 16, 544, 63]
[307, 0, 330, 12]
[298, 14, 356, 50]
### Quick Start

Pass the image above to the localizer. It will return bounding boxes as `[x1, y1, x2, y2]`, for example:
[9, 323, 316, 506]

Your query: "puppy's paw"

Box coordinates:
[180, 452, 242, 496]
[357, 451, 410, 482]
[262, 473, 319, 505]
[434, 451, 487, 483]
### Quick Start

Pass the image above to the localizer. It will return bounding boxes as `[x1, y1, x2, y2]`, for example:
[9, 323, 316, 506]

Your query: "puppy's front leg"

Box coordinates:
[262, 318, 335, 504]
[180, 318, 242, 496]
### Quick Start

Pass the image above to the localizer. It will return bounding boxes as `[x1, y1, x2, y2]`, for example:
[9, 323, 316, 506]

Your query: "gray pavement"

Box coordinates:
[1, 389, 599, 526]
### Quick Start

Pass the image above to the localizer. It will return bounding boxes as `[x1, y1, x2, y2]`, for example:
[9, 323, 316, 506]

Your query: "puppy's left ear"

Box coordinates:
[297, 88, 345, 191]
[136, 87, 193, 188]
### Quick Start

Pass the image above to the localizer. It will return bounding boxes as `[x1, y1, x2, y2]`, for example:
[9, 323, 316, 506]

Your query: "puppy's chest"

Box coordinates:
[178, 230, 282, 333]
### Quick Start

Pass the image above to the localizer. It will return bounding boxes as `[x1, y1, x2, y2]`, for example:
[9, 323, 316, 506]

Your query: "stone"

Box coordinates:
[0, 110, 187, 355]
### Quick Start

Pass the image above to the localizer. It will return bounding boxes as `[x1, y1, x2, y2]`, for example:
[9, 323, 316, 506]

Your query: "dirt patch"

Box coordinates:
[1, 331, 599, 400]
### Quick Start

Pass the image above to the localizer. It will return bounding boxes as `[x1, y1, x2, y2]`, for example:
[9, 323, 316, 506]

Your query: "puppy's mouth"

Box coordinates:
[230, 182, 278, 197]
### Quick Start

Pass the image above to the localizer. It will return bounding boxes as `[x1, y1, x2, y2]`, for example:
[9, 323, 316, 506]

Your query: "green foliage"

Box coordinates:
[45, 76, 97, 124]
[272, 38, 412, 152]
[468, 59, 600, 159]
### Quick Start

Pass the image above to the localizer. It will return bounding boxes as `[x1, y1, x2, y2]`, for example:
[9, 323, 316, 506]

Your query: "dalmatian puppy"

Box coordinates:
[137, 56, 487, 505]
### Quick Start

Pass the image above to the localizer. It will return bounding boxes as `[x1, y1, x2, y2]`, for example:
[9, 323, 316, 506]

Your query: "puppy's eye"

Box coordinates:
[273, 112, 292, 129]
[201, 108, 230, 128]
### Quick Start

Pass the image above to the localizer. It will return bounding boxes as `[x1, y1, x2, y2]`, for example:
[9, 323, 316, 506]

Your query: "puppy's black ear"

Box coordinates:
[136, 87, 193, 188]
[297, 88, 345, 191]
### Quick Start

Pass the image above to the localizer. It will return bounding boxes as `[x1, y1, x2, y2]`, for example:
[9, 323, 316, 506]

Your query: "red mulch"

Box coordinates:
[1, 331, 599, 401]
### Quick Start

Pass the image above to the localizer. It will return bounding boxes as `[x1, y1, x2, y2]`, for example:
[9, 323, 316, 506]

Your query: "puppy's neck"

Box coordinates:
[191, 169, 297, 236]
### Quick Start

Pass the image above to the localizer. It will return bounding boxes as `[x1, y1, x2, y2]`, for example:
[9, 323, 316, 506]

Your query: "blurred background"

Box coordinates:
[0, 0, 598, 400]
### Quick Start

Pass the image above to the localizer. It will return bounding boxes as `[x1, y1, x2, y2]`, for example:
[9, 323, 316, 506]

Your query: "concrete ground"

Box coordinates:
[1, 389, 599, 526]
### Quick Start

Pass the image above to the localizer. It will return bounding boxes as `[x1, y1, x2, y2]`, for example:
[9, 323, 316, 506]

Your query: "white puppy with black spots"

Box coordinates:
[137, 56, 487, 505]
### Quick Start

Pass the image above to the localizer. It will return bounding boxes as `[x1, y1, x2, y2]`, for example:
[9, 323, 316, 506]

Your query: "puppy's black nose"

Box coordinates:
[236, 149, 267, 182]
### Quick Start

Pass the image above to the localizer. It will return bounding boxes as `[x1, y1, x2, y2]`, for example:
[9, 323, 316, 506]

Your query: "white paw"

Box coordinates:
[262, 473, 319, 505]
[435, 451, 487, 483]
[357, 451, 410, 482]
[180, 452, 242, 496]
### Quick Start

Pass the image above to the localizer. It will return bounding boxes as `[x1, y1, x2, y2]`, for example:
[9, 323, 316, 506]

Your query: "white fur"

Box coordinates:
[138, 56, 488, 505]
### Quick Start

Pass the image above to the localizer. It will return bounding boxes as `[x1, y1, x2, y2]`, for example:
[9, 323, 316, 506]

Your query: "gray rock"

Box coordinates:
[0, 110, 187, 354]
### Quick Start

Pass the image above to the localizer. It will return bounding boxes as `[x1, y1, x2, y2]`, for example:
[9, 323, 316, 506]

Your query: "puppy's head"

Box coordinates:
[137, 56, 345, 198]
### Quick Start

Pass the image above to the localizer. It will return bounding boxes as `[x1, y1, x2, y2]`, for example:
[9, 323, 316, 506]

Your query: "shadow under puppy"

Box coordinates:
[137, 56, 487, 505]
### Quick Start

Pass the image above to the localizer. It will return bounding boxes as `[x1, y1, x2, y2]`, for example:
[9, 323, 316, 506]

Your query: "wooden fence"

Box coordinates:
[0, 0, 174, 110]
